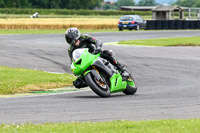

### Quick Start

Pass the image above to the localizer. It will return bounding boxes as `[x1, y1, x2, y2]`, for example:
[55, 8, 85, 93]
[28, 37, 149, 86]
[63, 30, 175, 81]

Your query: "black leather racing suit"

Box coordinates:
[68, 34, 102, 60]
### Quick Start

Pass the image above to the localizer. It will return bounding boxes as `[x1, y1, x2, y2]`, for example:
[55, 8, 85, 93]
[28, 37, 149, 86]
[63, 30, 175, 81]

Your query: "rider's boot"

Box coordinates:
[116, 62, 126, 72]
[116, 62, 131, 78]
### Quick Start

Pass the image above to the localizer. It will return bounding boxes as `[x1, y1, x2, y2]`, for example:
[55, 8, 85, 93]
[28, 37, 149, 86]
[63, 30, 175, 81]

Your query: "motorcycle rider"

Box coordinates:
[65, 27, 125, 88]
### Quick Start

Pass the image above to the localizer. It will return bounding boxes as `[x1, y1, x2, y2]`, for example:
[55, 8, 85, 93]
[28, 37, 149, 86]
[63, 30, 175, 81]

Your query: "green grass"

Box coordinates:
[118, 37, 200, 47]
[0, 29, 120, 34]
[0, 119, 199, 133]
[0, 14, 123, 18]
[0, 66, 75, 94]
[0, 14, 152, 19]
[0, 29, 148, 35]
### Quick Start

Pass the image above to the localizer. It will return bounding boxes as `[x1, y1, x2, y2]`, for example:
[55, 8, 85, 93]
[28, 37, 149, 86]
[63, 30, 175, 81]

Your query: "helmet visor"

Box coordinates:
[66, 36, 76, 45]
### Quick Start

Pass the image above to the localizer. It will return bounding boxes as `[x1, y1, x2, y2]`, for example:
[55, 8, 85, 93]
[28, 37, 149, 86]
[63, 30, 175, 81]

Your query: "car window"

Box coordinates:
[120, 17, 133, 21]
[132, 16, 137, 20]
[134, 16, 138, 20]
[138, 16, 143, 22]
[135, 16, 142, 22]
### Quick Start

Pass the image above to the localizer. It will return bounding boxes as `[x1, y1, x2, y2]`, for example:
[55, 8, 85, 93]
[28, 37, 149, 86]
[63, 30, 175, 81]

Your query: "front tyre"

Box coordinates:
[123, 77, 137, 95]
[85, 72, 110, 98]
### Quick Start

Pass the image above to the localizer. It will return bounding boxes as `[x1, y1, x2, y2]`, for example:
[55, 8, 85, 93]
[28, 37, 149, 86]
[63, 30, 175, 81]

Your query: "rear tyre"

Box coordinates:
[85, 72, 110, 98]
[123, 84, 137, 95]
[119, 28, 123, 31]
[123, 77, 137, 95]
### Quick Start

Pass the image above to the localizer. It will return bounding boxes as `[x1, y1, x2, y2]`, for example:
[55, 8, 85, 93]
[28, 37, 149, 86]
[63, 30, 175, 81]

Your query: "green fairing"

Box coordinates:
[71, 50, 100, 75]
[83, 70, 91, 76]
[110, 73, 127, 93]
[127, 80, 135, 88]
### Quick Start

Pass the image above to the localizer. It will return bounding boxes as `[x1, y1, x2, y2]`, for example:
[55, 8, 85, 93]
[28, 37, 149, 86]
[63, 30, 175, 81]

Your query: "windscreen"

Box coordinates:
[72, 48, 87, 62]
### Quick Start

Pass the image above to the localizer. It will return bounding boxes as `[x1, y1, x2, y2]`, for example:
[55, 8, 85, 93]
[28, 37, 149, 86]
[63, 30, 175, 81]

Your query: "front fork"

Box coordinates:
[84, 66, 105, 84]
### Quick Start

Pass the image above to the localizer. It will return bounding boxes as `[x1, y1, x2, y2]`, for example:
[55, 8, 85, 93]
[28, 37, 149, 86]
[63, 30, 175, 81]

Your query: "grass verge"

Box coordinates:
[0, 119, 199, 133]
[0, 14, 152, 19]
[0, 29, 119, 34]
[0, 66, 75, 94]
[118, 37, 200, 47]
[0, 14, 122, 18]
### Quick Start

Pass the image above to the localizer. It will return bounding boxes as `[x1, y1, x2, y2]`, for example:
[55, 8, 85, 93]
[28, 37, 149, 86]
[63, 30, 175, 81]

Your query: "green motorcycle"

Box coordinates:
[71, 48, 137, 98]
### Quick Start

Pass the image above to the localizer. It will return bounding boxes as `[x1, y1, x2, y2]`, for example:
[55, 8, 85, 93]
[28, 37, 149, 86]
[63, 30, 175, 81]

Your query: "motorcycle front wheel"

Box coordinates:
[123, 77, 137, 95]
[85, 72, 110, 98]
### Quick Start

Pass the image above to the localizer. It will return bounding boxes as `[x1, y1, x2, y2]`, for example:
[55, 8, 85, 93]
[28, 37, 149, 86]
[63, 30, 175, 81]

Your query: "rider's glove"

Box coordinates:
[93, 49, 102, 54]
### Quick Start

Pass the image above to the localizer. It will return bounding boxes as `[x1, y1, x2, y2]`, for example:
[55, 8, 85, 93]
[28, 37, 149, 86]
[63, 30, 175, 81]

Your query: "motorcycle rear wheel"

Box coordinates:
[123, 77, 137, 95]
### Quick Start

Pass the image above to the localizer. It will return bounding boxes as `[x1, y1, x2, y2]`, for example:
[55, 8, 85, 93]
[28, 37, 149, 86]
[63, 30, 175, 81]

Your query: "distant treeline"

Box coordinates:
[0, 8, 152, 16]
[0, 0, 103, 9]
[175, 0, 200, 8]
[0, 0, 200, 10]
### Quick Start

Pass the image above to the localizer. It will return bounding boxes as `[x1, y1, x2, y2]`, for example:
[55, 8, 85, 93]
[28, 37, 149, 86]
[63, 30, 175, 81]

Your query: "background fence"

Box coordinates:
[146, 20, 200, 30]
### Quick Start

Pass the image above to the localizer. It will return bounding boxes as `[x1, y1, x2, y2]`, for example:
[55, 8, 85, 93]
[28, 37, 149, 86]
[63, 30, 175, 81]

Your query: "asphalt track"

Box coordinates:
[0, 30, 200, 124]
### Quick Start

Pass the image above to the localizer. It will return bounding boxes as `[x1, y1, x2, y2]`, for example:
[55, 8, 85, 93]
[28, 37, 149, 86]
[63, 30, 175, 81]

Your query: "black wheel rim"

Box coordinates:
[93, 75, 108, 91]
